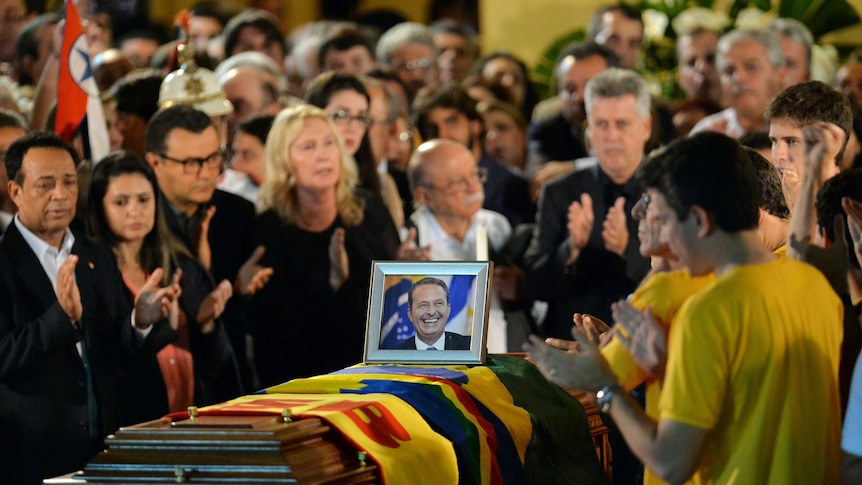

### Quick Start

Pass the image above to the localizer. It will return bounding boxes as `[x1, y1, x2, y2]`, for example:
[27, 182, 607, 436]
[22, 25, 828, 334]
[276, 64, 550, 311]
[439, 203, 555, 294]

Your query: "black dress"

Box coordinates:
[251, 190, 399, 387]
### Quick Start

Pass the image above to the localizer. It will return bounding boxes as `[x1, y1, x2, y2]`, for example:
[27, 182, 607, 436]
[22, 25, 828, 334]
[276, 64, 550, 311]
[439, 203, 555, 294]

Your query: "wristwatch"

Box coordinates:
[596, 383, 622, 413]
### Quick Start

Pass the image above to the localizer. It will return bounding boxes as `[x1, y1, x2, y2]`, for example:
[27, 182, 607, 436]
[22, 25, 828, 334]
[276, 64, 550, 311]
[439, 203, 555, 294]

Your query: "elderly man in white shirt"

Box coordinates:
[406, 139, 522, 352]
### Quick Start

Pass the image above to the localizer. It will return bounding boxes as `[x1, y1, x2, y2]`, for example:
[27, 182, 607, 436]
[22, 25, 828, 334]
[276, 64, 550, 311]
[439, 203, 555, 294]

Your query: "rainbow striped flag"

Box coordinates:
[269, 365, 532, 485]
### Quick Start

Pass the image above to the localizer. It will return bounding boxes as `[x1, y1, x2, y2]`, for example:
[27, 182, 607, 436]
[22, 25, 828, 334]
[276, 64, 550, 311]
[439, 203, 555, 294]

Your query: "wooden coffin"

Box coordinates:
[77, 413, 379, 484]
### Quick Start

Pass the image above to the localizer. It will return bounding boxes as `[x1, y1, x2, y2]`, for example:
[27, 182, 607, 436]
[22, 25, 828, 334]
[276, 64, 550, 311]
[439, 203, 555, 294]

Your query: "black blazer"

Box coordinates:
[396, 331, 472, 350]
[524, 164, 650, 339]
[479, 151, 535, 227]
[162, 189, 256, 391]
[0, 223, 174, 484]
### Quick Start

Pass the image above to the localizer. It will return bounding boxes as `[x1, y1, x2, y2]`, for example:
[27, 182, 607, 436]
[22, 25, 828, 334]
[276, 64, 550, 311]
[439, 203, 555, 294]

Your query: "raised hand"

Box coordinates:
[235, 245, 274, 296]
[611, 301, 667, 379]
[602, 197, 629, 256]
[396, 227, 431, 261]
[196, 279, 233, 333]
[567, 193, 594, 253]
[531, 161, 574, 204]
[802, 122, 844, 181]
[134, 268, 181, 329]
[58, 255, 82, 323]
[574, 313, 613, 347]
[197, 206, 216, 270]
[524, 329, 617, 392]
[328, 228, 349, 291]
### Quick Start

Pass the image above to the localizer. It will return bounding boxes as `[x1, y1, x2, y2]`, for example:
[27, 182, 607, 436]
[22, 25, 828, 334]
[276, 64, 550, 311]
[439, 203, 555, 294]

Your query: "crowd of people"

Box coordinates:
[3, 0, 862, 483]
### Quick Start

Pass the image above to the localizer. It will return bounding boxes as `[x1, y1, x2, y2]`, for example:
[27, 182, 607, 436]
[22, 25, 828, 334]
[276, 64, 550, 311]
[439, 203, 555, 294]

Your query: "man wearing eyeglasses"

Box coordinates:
[145, 105, 269, 392]
[527, 42, 618, 178]
[375, 22, 438, 103]
[407, 139, 522, 353]
[413, 83, 534, 228]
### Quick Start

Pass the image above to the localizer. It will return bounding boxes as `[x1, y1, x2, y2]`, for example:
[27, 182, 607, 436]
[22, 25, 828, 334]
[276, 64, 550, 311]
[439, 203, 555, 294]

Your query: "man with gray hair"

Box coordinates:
[525, 68, 652, 340]
[770, 18, 813, 87]
[375, 22, 438, 103]
[215, 52, 287, 146]
[525, 67, 653, 484]
[690, 29, 786, 138]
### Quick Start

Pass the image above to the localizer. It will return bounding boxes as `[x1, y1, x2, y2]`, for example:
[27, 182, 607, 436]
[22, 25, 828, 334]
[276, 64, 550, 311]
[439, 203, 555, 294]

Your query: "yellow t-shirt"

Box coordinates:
[660, 257, 843, 485]
[602, 270, 714, 416]
[601, 270, 714, 485]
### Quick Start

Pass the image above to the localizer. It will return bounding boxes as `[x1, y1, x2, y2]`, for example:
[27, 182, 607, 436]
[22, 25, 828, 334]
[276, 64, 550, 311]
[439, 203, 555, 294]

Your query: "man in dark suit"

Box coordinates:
[524, 69, 653, 485]
[0, 132, 179, 484]
[145, 105, 272, 391]
[397, 277, 471, 350]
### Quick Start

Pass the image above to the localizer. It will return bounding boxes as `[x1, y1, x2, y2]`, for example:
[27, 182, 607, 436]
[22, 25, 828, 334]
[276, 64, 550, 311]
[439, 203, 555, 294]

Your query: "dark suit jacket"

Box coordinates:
[524, 164, 650, 339]
[0, 223, 173, 484]
[162, 189, 255, 391]
[526, 113, 587, 176]
[396, 331, 472, 350]
[479, 151, 535, 227]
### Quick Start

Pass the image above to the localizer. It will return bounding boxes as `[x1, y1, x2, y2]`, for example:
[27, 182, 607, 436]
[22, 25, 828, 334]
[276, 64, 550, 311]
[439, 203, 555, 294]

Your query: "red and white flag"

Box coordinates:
[55, 0, 109, 163]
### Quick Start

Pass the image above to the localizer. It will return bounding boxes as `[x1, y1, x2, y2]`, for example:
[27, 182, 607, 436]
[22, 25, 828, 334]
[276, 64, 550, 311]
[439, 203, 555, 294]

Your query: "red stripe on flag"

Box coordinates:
[55, 0, 88, 142]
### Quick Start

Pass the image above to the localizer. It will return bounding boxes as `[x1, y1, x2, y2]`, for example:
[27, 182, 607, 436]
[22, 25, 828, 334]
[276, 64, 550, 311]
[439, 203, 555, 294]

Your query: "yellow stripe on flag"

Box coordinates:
[199, 393, 457, 485]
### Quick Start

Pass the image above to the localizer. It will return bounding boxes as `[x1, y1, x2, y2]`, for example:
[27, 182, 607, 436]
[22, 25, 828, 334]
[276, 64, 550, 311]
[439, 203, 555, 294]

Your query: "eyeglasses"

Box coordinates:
[393, 58, 433, 72]
[158, 149, 225, 174]
[423, 168, 487, 194]
[329, 110, 373, 127]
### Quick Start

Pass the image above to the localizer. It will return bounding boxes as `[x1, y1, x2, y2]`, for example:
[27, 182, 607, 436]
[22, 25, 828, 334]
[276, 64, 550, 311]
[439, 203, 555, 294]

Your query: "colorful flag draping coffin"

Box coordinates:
[268, 364, 533, 485]
[380, 274, 478, 348]
[55, 0, 109, 163]
[191, 392, 456, 485]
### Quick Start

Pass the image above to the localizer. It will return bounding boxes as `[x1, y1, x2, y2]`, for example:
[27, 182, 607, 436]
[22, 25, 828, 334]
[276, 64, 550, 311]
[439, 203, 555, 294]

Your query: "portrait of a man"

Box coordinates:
[397, 277, 471, 350]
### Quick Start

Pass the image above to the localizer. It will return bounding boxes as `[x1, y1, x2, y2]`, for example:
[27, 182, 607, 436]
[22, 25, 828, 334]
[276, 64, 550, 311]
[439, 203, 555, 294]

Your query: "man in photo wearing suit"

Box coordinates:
[398, 277, 471, 350]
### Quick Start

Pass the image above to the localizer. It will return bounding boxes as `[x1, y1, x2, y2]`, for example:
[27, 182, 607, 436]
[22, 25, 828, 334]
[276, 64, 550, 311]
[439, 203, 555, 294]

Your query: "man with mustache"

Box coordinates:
[404, 139, 514, 352]
[398, 277, 470, 351]
[690, 29, 786, 138]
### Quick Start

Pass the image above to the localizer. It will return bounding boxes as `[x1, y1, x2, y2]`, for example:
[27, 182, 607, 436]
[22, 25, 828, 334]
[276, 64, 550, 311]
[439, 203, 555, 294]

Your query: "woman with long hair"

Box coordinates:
[304, 71, 406, 228]
[251, 105, 402, 386]
[87, 151, 240, 424]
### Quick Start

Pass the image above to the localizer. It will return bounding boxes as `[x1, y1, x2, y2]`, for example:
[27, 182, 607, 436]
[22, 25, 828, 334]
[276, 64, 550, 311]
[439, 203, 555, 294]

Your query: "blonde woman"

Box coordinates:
[252, 105, 401, 385]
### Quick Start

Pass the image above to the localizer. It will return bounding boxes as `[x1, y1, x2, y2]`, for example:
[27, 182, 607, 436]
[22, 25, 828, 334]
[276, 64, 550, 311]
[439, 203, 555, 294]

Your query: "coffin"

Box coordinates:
[78, 414, 378, 484]
[59, 355, 608, 484]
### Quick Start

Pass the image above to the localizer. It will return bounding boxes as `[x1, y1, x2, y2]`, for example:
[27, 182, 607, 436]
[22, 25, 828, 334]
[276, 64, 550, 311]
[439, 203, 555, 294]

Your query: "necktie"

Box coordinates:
[426, 346, 437, 350]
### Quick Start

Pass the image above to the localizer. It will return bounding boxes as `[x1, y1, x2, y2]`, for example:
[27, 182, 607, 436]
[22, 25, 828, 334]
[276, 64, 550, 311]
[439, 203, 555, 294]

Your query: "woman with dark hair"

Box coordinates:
[220, 114, 275, 202]
[470, 51, 540, 123]
[222, 8, 286, 67]
[305, 71, 405, 228]
[87, 151, 240, 424]
[252, 105, 403, 385]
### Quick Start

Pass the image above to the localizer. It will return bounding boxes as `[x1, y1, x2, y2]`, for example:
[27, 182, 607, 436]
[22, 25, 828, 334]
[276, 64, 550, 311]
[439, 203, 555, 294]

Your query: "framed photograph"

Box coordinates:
[363, 261, 492, 365]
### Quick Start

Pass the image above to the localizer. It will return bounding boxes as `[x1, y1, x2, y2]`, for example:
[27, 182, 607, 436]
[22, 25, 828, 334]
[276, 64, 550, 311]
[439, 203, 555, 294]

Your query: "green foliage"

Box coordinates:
[529, 0, 861, 102]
